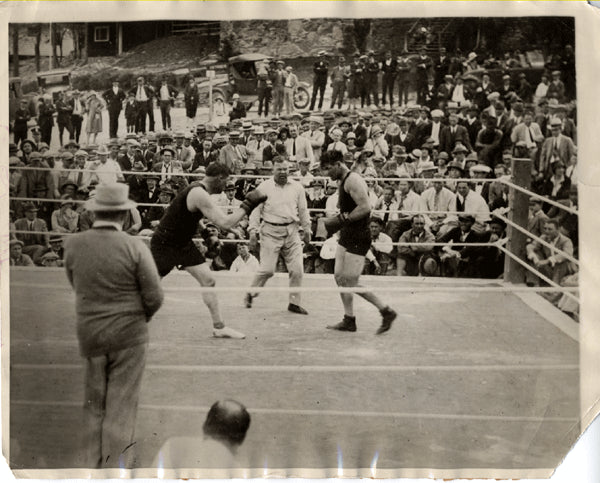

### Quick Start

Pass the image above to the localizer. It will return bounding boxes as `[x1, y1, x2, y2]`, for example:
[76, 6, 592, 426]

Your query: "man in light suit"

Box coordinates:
[173, 132, 195, 171]
[526, 218, 575, 287]
[218, 131, 248, 174]
[439, 113, 472, 155]
[538, 118, 576, 180]
[152, 146, 185, 184]
[284, 124, 314, 165]
[14, 202, 49, 263]
[283, 66, 298, 115]
[510, 111, 544, 159]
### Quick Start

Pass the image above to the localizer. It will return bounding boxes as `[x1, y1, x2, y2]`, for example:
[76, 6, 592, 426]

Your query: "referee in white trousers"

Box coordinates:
[246, 156, 311, 314]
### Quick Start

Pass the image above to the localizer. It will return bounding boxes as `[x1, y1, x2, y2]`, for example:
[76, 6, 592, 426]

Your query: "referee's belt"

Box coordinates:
[264, 220, 294, 226]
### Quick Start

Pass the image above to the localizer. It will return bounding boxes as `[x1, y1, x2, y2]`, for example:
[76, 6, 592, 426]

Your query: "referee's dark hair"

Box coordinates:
[203, 399, 251, 449]
[205, 162, 231, 177]
[320, 149, 344, 167]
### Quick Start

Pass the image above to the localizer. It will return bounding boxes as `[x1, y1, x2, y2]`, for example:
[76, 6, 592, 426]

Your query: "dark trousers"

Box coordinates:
[135, 101, 148, 133]
[71, 115, 83, 142]
[147, 100, 155, 132]
[108, 109, 120, 138]
[83, 343, 147, 468]
[416, 80, 428, 106]
[365, 79, 379, 106]
[58, 120, 72, 146]
[382, 75, 396, 105]
[360, 86, 369, 107]
[14, 128, 27, 148]
[159, 100, 171, 130]
[398, 78, 410, 105]
[257, 86, 270, 116]
[40, 124, 52, 146]
[310, 80, 326, 110]
[330, 82, 345, 109]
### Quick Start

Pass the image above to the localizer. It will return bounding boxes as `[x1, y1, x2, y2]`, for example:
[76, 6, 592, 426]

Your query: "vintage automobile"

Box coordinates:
[37, 68, 73, 100]
[197, 53, 310, 115]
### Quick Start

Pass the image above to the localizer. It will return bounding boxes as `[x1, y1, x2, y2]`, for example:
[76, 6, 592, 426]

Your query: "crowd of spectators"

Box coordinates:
[8, 46, 578, 317]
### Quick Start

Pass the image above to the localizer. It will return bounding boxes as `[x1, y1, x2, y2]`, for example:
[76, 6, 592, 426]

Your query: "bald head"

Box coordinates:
[203, 400, 251, 450]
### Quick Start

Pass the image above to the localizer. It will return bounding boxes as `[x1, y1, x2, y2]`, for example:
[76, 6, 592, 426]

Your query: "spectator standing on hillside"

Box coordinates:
[330, 56, 348, 109]
[256, 59, 271, 117]
[182, 77, 198, 130]
[310, 51, 329, 111]
[38, 95, 55, 146]
[124, 93, 137, 134]
[156, 77, 178, 131]
[131, 76, 154, 133]
[415, 47, 433, 106]
[55, 91, 73, 146]
[272, 60, 286, 117]
[13, 99, 31, 148]
[283, 66, 299, 115]
[85, 93, 103, 146]
[102, 80, 127, 139]
[70, 90, 86, 143]
[380, 51, 397, 108]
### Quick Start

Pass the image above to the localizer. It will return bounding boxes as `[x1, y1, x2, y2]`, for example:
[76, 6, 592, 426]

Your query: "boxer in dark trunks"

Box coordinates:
[320, 150, 397, 334]
[151, 162, 266, 339]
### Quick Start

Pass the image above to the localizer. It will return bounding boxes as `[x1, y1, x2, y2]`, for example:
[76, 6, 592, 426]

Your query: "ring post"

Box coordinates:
[504, 158, 533, 283]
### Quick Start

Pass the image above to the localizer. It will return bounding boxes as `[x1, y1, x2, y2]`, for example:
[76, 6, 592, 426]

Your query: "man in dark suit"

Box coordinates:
[461, 105, 482, 147]
[438, 214, 485, 277]
[352, 115, 368, 149]
[380, 50, 397, 107]
[102, 81, 127, 138]
[396, 117, 416, 153]
[310, 51, 329, 111]
[434, 47, 451, 88]
[473, 72, 496, 110]
[439, 113, 472, 154]
[192, 139, 217, 172]
[128, 160, 149, 204]
[130, 77, 154, 134]
[415, 47, 433, 106]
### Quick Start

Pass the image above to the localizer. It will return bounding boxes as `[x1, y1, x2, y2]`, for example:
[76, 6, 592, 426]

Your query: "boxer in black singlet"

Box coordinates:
[319, 150, 397, 334]
[150, 162, 266, 339]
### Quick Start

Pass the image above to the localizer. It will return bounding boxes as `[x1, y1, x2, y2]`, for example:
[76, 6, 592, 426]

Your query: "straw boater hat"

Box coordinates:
[85, 183, 137, 212]
[95, 145, 110, 156]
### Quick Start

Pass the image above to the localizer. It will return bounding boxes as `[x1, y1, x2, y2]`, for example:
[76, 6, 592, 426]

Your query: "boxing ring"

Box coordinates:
[7, 160, 581, 479]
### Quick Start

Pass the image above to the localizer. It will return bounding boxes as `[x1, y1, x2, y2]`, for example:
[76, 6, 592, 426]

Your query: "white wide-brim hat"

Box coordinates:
[84, 183, 137, 211]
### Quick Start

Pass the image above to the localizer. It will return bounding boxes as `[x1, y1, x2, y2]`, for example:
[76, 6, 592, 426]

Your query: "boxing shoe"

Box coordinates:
[376, 306, 396, 335]
[244, 293, 254, 308]
[326, 315, 357, 332]
[213, 326, 246, 339]
[288, 303, 308, 315]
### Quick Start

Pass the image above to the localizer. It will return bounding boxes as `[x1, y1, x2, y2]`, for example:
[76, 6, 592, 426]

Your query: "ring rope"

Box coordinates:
[11, 165, 577, 215]
[498, 245, 579, 304]
[8, 279, 578, 295]
[9, 165, 501, 184]
[8, 196, 497, 216]
[9, 229, 500, 248]
[500, 178, 578, 216]
[494, 213, 579, 266]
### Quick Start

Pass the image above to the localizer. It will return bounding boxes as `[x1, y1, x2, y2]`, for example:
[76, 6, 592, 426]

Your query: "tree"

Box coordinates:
[34, 24, 41, 72]
[12, 24, 19, 77]
[353, 19, 371, 54]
